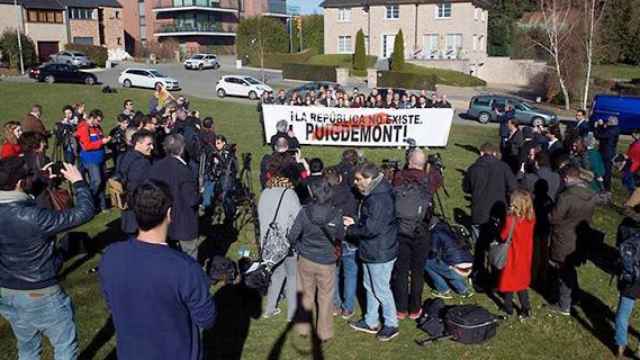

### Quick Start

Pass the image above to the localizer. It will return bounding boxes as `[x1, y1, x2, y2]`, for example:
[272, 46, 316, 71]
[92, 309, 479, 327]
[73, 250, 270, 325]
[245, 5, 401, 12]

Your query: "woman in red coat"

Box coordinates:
[498, 189, 536, 319]
[1, 121, 23, 159]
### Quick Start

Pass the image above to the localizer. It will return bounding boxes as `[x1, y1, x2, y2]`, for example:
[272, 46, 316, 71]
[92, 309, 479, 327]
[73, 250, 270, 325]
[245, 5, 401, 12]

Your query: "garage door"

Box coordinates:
[37, 41, 59, 64]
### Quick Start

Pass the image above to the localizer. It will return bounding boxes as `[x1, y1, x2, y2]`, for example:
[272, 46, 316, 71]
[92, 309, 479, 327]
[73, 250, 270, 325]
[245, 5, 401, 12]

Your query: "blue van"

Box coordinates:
[591, 95, 640, 133]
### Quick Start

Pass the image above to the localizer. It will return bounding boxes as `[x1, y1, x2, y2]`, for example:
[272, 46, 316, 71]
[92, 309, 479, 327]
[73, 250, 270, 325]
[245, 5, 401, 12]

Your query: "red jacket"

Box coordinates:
[75, 121, 104, 152]
[628, 140, 640, 173]
[0, 143, 22, 159]
[497, 215, 535, 293]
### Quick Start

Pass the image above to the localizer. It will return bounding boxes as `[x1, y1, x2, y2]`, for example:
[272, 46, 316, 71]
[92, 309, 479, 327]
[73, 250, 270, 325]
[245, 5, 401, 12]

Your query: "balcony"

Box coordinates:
[154, 23, 236, 37]
[263, 0, 290, 18]
[153, 0, 238, 14]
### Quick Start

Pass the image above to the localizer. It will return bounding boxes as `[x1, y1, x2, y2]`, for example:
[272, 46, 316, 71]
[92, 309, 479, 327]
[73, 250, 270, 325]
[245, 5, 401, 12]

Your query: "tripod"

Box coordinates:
[235, 153, 261, 254]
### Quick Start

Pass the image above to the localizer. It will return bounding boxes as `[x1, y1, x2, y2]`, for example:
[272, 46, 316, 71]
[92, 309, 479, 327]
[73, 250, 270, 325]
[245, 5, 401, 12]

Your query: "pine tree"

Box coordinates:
[391, 29, 405, 71]
[353, 29, 367, 71]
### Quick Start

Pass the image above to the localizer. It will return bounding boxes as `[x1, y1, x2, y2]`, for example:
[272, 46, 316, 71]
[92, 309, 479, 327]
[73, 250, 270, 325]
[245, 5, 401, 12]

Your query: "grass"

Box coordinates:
[0, 81, 633, 359]
[398, 63, 487, 87]
[594, 64, 640, 81]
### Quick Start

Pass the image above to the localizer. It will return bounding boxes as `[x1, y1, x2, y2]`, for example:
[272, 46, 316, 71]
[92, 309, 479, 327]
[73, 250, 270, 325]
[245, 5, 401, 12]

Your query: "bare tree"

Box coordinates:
[580, 0, 608, 111]
[531, 0, 577, 110]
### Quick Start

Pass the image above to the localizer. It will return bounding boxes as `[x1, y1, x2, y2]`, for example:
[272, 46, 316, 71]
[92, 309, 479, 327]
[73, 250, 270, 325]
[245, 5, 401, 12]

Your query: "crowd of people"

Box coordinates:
[1, 85, 640, 359]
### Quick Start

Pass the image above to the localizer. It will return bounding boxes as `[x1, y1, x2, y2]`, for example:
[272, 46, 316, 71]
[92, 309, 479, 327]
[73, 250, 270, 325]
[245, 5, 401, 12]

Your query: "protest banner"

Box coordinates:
[262, 105, 454, 147]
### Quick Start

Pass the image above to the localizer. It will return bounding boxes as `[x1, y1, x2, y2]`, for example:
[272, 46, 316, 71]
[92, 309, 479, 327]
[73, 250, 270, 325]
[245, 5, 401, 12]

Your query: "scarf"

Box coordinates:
[267, 176, 293, 189]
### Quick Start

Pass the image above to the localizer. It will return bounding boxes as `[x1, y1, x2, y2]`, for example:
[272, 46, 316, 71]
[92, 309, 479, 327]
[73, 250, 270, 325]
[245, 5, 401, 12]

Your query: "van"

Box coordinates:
[591, 95, 640, 133]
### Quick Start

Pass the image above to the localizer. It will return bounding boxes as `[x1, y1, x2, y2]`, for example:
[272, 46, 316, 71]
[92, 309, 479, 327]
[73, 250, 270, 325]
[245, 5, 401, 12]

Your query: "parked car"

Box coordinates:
[183, 54, 220, 70]
[29, 63, 97, 85]
[49, 51, 93, 68]
[466, 95, 558, 126]
[590, 94, 640, 134]
[285, 81, 344, 100]
[215, 75, 272, 100]
[118, 68, 180, 90]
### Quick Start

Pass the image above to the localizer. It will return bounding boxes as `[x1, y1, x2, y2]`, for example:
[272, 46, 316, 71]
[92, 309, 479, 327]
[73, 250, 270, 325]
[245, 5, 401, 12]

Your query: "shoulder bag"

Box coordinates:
[488, 218, 516, 270]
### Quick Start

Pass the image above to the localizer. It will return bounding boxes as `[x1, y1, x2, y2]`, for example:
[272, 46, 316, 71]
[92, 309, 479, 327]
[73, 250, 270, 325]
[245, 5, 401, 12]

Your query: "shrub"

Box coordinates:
[237, 17, 289, 66]
[65, 44, 108, 67]
[378, 71, 437, 90]
[291, 15, 324, 54]
[390, 29, 405, 71]
[308, 54, 377, 68]
[135, 39, 180, 62]
[249, 48, 317, 69]
[0, 29, 37, 70]
[282, 63, 337, 82]
[353, 29, 367, 72]
[399, 63, 486, 87]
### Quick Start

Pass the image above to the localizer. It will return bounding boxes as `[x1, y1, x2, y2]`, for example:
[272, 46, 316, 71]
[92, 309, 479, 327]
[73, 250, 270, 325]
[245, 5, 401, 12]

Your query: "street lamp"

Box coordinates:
[250, 37, 265, 83]
[14, 0, 24, 74]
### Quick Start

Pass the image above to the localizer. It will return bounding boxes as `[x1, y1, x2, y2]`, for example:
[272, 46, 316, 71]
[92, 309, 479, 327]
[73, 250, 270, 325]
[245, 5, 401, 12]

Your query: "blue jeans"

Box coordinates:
[202, 179, 215, 209]
[334, 251, 358, 313]
[615, 295, 636, 346]
[623, 168, 637, 194]
[82, 163, 106, 211]
[0, 285, 78, 360]
[362, 259, 398, 328]
[425, 258, 469, 294]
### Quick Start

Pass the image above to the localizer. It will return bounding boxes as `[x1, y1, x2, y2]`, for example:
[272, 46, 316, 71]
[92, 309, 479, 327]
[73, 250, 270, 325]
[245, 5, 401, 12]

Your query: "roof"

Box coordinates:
[320, 0, 493, 9]
[0, 0, 121, 8]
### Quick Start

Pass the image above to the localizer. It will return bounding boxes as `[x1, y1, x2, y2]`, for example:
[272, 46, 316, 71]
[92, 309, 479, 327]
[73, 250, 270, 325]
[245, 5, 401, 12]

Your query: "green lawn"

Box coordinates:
[0, 82, 632, 359]
[594, 64, 640, 81]
[399, 63, 487, 87]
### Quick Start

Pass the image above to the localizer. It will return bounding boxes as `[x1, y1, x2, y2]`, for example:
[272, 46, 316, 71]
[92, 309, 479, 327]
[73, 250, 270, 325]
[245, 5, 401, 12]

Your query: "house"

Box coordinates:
[0, 0, 124, 64]
[320, 0, 491, 62]
[118, 0, 291, 55]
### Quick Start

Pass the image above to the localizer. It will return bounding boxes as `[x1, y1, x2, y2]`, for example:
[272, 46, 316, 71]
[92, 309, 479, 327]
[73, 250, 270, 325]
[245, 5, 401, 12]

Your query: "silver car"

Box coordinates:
[50, 51, 93, 68]
[183, 54, 220, 70]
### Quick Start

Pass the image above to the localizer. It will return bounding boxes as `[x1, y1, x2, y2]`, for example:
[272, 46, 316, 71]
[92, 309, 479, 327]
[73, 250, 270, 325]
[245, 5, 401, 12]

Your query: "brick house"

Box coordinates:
[118, 0, 290, 55]
[320, 0, 491, 62]
[0, 0, 124, 64]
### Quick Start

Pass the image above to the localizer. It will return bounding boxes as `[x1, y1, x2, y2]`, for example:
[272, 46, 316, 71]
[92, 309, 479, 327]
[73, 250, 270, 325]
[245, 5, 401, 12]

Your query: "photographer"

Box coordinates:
[269, 120, 300, 151]
[54, 105, 78, 164]
[109, 114, 130, 169]
[260, 137, 309, 190]
[205, 135, 238, 224]
[0, 158, 94, 359]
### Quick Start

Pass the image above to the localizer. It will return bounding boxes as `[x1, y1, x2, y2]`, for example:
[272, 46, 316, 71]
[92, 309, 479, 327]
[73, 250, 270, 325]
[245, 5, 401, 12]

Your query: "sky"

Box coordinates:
[288, 0, 323, 14]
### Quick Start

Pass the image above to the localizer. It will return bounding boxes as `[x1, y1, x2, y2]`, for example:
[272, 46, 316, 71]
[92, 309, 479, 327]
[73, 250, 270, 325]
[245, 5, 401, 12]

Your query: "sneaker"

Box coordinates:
[519, 309, 532, 321]
[349, 319, 380, 334]
[546, 303, 571, 316]
[430, 290, 453, 299]
[262, 308, 281, 319]
[376, 326, 399, 342]
[459, 291, 474, 299]
[409, 309, 423, 320]
[397, 311, 408, 320]
[341, 309, 355, 320]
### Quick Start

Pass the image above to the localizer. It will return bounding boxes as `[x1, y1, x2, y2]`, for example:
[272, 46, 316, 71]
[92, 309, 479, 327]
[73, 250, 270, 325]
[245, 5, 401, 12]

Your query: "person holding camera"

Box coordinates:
[209, 135, 238, 224]
[391, 149, 433, 320]
[109, 114, 130, 169]
[54, 105, 79, 164]
[76, 109, 111, 212]
[99, 180, 216, 360]
[270, 120, 300, 152]
[0, 157, 95, 360]
[345, 163, 400, 342]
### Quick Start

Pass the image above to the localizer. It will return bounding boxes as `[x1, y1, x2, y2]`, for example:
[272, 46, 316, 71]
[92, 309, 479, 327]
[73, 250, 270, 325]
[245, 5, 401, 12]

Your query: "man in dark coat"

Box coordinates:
[269, 120, 300, 151]
[594, 115, 621, 192]
[344, 162, 400, 342]
[574, 109, 590, 138]
[463, 142, 516, 291]
[149, 134, 201, 260]
[548, 165, 596, 315]
[118, 130, 154, 235]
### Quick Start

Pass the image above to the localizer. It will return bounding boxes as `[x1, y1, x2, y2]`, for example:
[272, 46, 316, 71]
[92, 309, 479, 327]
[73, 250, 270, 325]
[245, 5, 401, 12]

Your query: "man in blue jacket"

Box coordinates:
[0, 157, 95, 359]
[344, 162, 400, 342]
[149, 134, 201, 260]
[99, 180, 216, 360]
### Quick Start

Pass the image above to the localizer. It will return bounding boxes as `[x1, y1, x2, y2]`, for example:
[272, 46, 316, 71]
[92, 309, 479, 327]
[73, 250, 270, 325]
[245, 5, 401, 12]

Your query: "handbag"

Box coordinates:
[488, 218, 516, 270]
[260, 189, 290, 269]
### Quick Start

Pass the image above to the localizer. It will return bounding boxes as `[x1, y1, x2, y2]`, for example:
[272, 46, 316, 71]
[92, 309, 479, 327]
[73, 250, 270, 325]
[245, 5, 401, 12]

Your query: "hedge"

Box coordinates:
[378, 71, 437, 90]
[65, 44, 107, 67]
[249, 48, 317, 70]
[283, 63, 336, 82]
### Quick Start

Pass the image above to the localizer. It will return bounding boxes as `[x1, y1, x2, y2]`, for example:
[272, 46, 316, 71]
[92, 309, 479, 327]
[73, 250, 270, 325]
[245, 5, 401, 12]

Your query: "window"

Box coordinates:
[69, 8, 96, 20]
[473, 97, 491, 106]
[481, 10, 486, 21]
[436, 3, 452, 18]
[479, 35, 485, 52]
[338, 35, 352, 54]
[423, 34, 438, 58]
[73, 36, 94, 45]
[337, 8, 351, 22]
[115, 10, 119, 19]
[474, 8, 479, 20]
[385, 5, 399, 19]
[117, 37, 122, 45]
[27, 9, 63, 24]
[364, 35, 369, 54]
[472, 34, 477, 51]
[445, 33, 462, 58]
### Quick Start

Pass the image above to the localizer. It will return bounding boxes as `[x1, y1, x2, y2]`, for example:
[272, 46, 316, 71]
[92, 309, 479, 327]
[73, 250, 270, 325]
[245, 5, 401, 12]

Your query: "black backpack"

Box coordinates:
[394, 181, 432, 237]
[416, 298, 446, 337]
[417, 303, 498, 346]
[619, 231, 640, 283]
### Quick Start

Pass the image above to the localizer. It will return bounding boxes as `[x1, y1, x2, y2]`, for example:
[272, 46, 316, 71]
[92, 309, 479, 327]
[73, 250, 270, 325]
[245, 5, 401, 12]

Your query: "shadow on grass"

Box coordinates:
[79, 316, 115, 360]
[204, 283, 262, 360]
[454, 143, 480, 156]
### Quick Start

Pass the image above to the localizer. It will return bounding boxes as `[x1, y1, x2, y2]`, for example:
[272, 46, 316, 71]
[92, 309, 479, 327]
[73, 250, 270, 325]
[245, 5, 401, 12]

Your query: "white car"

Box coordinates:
[183, 54, 220, 70]
[118, 68, 180, 90]
[215, 75, 272, 100]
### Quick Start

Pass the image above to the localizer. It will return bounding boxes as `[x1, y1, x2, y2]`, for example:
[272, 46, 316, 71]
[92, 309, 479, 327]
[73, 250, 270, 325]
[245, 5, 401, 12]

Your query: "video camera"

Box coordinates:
[381, 159, 400, 171]
[428, 153, 445, 171]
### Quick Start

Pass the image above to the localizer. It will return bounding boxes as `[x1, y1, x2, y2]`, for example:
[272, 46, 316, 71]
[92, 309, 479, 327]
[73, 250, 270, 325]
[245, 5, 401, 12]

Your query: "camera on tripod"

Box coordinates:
[428, 153, 445, 171]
